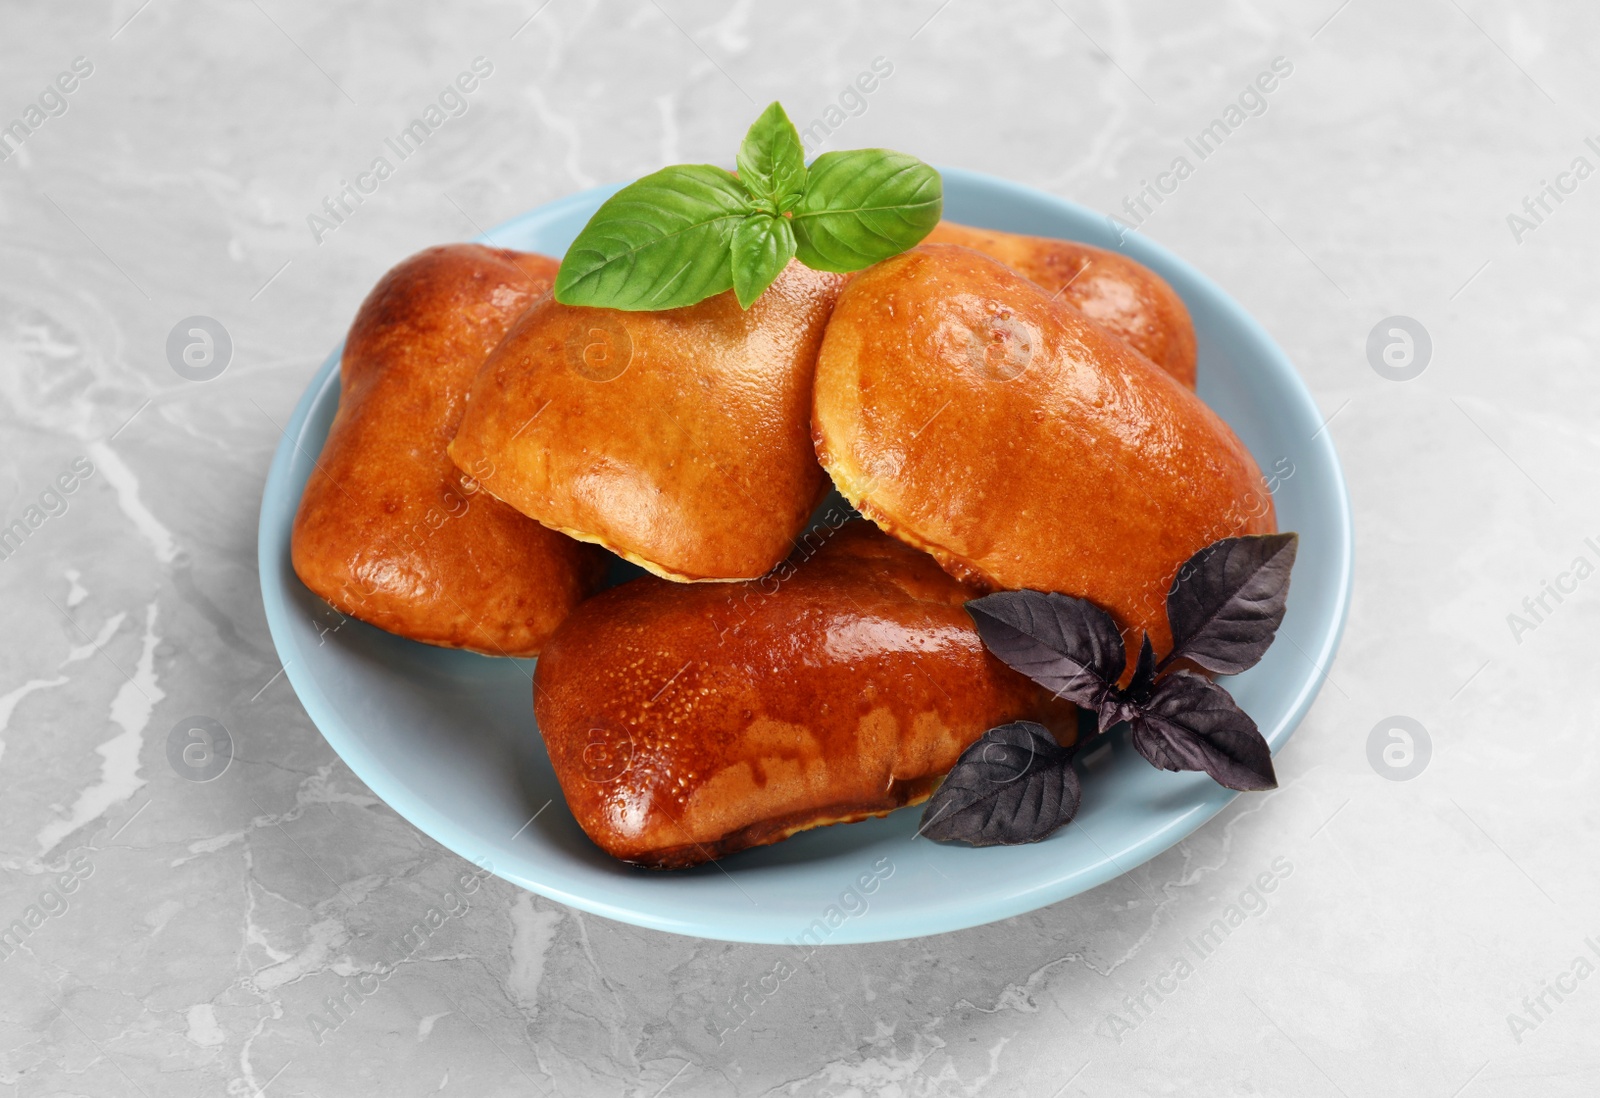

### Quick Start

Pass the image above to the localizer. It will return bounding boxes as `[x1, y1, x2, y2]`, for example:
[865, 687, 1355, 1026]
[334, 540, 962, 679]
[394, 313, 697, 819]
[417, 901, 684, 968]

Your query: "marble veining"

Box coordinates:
[1, 0, 1597, 1094]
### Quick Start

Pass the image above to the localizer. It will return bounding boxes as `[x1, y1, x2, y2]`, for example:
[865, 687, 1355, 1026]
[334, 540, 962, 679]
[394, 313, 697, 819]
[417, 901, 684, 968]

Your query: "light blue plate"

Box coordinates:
[258, 168, 1352, 944]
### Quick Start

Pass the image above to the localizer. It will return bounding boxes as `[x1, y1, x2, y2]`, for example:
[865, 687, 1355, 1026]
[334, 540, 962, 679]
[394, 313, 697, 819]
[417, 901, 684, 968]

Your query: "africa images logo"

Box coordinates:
[306, 57, 495, 244]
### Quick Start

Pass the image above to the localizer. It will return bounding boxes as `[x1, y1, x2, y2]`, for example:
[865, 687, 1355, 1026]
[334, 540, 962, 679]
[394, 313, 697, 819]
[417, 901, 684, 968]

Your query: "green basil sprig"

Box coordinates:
[553, 102, 942, 311]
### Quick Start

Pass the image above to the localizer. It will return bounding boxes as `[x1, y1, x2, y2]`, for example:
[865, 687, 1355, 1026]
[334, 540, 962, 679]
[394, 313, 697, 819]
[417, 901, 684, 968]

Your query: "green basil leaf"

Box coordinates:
[730, 214, 796, 308]
[553, 164, 752, 311]
[791, 151, 942, 273]
[736, 101, 807, 214]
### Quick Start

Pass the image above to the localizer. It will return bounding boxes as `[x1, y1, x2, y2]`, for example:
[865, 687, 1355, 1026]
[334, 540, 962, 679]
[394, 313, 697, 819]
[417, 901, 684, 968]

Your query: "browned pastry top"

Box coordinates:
[448, 261, 845, 583]
[813, 243, 1274, 663]
[291, 244, 605, 657]
[925, 220, 1197, 388]
[533, 523, 1074, 867]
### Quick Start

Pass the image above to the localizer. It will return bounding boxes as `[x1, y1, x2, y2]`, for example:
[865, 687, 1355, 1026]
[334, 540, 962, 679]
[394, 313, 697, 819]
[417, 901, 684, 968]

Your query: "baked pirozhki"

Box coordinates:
[531, 523, 1076, 868]
[288, 100, 1304, 865]
[812, 243, 1275, 668]
[925, 220, 1198, 388]
[447, 261, 844, 583]
[291, 244, 605, 657]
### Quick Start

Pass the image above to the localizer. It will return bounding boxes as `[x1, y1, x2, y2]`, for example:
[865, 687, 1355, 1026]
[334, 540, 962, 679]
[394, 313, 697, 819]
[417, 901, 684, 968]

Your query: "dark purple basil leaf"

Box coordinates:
[1095, 699, 1138, 735]
[1129, 672, 1277, 791]
[919, 722, 1081, 846]
[1164, 533, 1299, 676]
[1126, 634, 1156, 703]
[966, 591, 1125, 715]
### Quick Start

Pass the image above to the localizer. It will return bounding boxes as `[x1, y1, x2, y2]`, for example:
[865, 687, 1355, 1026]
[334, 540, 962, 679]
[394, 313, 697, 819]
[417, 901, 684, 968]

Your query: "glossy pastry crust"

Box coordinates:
[532, 523, 1075, 868]
[291, 244, 606, 657]
[448, 261, 845, 583]
[925, 220, 1198, 388]
[813, 243, 1275, 662]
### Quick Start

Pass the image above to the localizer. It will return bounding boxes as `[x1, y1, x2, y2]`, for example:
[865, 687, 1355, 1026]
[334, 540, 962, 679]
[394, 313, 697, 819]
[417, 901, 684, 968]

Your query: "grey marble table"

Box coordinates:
[2, 1, 1596, 1095]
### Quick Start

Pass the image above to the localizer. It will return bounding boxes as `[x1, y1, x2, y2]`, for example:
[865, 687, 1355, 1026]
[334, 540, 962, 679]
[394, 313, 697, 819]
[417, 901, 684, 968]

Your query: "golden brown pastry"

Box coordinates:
[925, 220, 1197, 387]
[448, 262, 845, 583]
[533, 522, 1075, 868]
[292, 244, 606, 657]
[812, 243, 1275, 665]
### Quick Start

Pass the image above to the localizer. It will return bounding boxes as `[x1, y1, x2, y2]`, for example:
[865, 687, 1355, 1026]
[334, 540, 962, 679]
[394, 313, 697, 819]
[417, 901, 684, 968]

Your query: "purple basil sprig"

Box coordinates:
[920, 533, 1297, 847]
